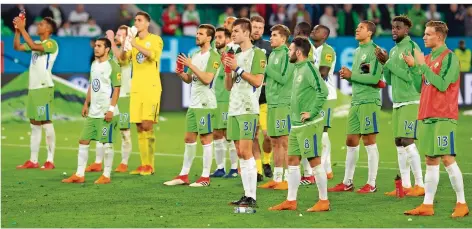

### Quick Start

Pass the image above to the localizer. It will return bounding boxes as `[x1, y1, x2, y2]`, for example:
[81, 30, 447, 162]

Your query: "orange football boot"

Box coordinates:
[273, 181, 288, 190]
[406, 185, 425, 197]
[140, 165, 154, 176]
[114, 163, 128, 173]
[85, 162, 102, 172]
[40, 161, 55, 170]
[307, 199, 330, 212]
[130, 165, 145, 175]
[404, 204, 434, 216]
[94, 175, 111, 184]
[16, 160, 39, 169]
[384, 187, 412, 197]
[62, 174, 85, 183]
[452, 203, 469, 218]
[258, 180, 279, 189]
[268, 200, 297, 211]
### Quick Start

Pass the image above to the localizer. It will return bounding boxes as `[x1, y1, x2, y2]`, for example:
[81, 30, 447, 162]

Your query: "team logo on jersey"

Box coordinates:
[399, 53, 403, 59]
[392, 50, 395, 56]
[260, 60, 266, 68]
[361, 54, 367, 61]
[213, 61, 219, 69]
[145, 42, 151, 48]
[325, 54, 333, 62]
[434, 62, 439, 68]
[274, 58, 279, 64]
[32, 53, 39, 64]
[92, 79, 101, 92]
[46, 41, 53, 49]
[117, 73, 122, 81]
[192, 75, 198, 82]
[424, 79, 431, 86]
[136, 52, 145, 64]
[261, 49, 267, 54]
[235, 76, 242, 83]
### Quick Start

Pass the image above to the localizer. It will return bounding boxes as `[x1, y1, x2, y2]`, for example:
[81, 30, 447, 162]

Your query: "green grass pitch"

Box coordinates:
[1, 111, 472, 228]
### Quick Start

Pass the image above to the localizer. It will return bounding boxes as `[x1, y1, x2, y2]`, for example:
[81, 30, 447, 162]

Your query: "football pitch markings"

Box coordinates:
[4, 143, 472, 175]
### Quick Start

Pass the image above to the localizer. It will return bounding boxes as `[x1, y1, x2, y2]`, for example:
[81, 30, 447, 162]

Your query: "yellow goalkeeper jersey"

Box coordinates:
[129, 33, 164, 93]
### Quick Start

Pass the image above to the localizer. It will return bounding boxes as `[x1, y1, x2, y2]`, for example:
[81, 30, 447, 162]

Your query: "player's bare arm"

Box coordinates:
[82, 86, 92, 117]
[13, 17, 46, 52]
[319, 66, 330, 80]
[130, 39, 153, 59]
[13, 29, 27, 51]
[178, 54, 215, 85]
[224, 71, 235, 90]
[106, 30, 124, 63]
[225, 55, 263, 87]
[105, 86, 120, 122]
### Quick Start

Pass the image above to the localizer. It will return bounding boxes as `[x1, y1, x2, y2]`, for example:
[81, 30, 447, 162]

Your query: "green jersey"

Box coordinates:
[290, 60, 328, 127]
[228, 46, 266, 116]
[383, 36, 421, 107]
[24, 39, 59, 90]
[110, 50, 132, 98]
[348, 40, 382, 105]
[215, 48, 229, 103]
[265, 44, 294, 106]
[89, 59, 121, 118]
[186, 49, 221, 109]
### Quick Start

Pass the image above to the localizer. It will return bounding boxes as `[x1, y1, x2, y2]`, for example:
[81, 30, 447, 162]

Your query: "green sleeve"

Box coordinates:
[42, 39, 58, 53]
[24, 43, 31, 51]
[319, 47, 335, 67]
[307, 64, 328, 119]
[205, 51, 221, 75]
[250, 49, 267, 75]
[383, 67, 392, 85]
[418, 53, 460, 92]
[384, 59, 412, 82]
[110, 61, 122, 87]
[307, 47, 314, 63]
[410, 66, 423, 93]
[266, 53, 290, 84]
[351, 54, 382, 85]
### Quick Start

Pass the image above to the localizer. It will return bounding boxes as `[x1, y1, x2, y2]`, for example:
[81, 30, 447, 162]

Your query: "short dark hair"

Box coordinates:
[392, 15, 413, 28]
[118, 25, 128, 35]
[360, 20, 376, 37]
[291, 37, 311, 58]
[198, 24, 216, 42]
[250, 15, 265, 25]
[216, 27, 231, 38]
[96, 37, 112, 50]
[136, 11, 151, 22]
[317, 24, 330, 37]
[296, 22, 311, 36]
[43, 17, 57, 34]
[426, 20, 448, 38]
[270, 24, 291, 40]
[233, 18, 252, 34]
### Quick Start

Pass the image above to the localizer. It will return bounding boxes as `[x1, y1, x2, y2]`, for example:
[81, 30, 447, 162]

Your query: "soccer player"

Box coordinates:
[374, 16, 425, 197]
[121, 12, 164, 176]
[13, 17, 58, 170]
[164, 24, 220, 187]
[210, 27, 239, 178]
[84, 26, 134, 173]
[224, 18, 266, 207]
[258, 24, 293, 190]
[293, 21, 316, 185]
[310, 25, 337, 180]
[212, 16, 236, 50]
[250, 15, 273, 181]
[328, 21, 382, 193]
[62, 38, 121, 184]
[268, 37, 329, 212]
[403, 21, 469, 218]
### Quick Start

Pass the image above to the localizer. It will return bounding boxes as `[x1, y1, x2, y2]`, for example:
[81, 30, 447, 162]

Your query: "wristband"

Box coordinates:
[235, 67, 244, 76]
[108, 106, 115, 112]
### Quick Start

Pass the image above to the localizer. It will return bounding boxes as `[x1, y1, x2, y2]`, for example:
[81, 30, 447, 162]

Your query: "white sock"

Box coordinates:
[95, 142, 104, 163]
[120, 129, 132, 165]
[423, 165, 440, 205]
[313, 164, 328, 200]
[180, 142, 197, 176]
[301, 158, 312, 177]
[42, 123, 55, 163]
[405, 143, 424, 187]
[76, 144, 90, 177]
[201, 142, 213, 177]
[274, 167, 283, 182]
[343, 145, 359, 185]
[30, 124, 42, 163]
[247, 157, 257, 200]
[284, 169, 289, 181]
[214, 139, 226, 170]
[228, 141, 238, 170]
[365, 144, 379, 187]
[287, 165, 301, 201]
[321, 132, 332, 173]
[445, 162, 466, 204]
[239, 158, 251, 197]
[103, 143, 114, 178]
[397, 146, 412, 188]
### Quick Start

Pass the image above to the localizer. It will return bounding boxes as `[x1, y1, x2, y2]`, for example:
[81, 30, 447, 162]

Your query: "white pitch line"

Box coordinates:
[3, 143, 472, 175]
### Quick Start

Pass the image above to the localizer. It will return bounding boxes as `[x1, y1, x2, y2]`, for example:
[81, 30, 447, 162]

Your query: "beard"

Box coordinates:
[215, 42, 225, 49]
[289, 54, 297, 63]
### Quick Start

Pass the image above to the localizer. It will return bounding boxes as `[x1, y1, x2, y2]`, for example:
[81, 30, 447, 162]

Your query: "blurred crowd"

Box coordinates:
[2, 4, 472, 37]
